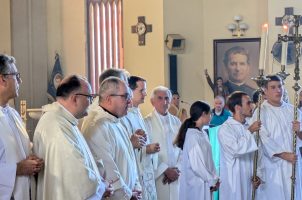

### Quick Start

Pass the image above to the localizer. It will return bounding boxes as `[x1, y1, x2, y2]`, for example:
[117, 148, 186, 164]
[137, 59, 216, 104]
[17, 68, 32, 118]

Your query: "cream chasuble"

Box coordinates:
[82, 105, 140, 200]
[34, 102, 105, 200]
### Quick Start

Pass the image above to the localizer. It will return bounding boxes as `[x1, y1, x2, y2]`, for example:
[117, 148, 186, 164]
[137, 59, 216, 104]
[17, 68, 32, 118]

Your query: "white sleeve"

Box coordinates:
[188, 142, 218, 186]
[218, 124, 258, 158]
[251, 108, 287, 160]
[0, 138, 16, 198]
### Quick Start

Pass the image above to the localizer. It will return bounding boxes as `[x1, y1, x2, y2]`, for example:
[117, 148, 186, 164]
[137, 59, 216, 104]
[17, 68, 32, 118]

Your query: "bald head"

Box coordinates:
[56, 75, 93, 119]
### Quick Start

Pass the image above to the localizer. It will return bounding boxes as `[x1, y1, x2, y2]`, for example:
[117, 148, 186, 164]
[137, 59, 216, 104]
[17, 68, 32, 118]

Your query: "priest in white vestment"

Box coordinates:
[144, 86, 181, 200]
[250, 75, 302, 200]
[218, 92, 262, 200]
[82, 77, 142, 200]
[120, 76, 159, 200]
[0, 54, 43, 200]
[34, 75, 107, 200]
[86, 68, 129, 115]
[175, 101, 219, 200]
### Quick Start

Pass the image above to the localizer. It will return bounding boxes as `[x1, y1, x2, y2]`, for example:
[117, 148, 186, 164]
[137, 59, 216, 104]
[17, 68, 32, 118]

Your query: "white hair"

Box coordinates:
[214, 95, 225, 103]
[150, 86, 172, 101]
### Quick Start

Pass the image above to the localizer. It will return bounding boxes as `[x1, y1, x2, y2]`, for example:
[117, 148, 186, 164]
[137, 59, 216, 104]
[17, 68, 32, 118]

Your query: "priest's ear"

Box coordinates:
[70, 93, 78, 104]
[0, 74, 8, 87]
[150, 98, 155, 106]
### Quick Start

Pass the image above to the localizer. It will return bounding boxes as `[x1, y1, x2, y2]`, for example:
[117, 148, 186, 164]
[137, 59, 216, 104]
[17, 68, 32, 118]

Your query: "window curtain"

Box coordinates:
[87, 0, 124, 92]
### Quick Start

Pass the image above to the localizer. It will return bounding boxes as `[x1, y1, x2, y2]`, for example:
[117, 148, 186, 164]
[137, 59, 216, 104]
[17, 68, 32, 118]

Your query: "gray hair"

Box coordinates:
[99, 77, 125, 102]
[0, 54, 16, 74]
[214, 95, 225, 103]
[150, 86, 172, 101]
[98, 68, 129, 84]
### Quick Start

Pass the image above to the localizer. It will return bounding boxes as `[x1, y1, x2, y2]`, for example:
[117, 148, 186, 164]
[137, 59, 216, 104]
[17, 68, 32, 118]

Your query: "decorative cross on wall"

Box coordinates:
[131, 16, 152, 46]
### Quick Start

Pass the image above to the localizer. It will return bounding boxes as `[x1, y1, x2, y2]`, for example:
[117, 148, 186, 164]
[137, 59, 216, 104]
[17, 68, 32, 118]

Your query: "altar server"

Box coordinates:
[175, 101, 219, 200]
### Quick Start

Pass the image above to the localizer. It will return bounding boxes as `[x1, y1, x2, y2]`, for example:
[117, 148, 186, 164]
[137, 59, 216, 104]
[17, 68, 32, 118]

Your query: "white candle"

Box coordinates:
[259, 23, 268, 70]
[281, 25, 289, 66]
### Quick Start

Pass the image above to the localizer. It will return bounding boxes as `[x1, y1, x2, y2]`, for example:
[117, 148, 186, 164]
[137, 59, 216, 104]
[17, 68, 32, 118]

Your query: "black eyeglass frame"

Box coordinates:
[75, 93, 98, 102]
[1, 72, 21, 80]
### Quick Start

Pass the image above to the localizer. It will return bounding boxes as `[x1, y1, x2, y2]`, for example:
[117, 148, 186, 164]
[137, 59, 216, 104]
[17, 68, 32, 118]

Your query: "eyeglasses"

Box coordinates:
[2, 72, 21, 80]
[75, 93, 97, 103]
[110, 93, 131, 100]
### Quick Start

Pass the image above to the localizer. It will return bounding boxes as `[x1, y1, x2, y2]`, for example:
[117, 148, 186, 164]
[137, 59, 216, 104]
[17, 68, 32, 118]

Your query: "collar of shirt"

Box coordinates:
[100, 105, 119, 118]
[262, 99, 286, 108]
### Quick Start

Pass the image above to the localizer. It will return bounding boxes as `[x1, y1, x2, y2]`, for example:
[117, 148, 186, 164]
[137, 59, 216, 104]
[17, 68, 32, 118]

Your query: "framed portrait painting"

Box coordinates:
[213, 38, 261, 97]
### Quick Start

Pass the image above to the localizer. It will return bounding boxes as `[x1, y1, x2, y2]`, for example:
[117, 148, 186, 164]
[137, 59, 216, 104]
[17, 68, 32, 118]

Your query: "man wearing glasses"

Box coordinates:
[34, 75, 111, 199]
[0, 54, 44, 200]
[82, 77, 142, 200]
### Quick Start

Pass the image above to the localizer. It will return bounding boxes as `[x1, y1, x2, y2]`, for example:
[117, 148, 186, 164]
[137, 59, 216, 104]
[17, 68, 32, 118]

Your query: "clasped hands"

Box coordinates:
[162, 167, 180, 185]
[16, 154, 44, 176]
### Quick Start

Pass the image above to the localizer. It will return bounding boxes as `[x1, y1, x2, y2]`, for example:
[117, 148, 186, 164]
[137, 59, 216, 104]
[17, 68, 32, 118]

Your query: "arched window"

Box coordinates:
[87, 0, 124, 92]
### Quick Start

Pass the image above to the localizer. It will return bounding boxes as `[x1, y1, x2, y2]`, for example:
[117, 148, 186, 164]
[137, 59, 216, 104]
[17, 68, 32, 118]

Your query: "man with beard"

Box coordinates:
[218, 91, 262, 200]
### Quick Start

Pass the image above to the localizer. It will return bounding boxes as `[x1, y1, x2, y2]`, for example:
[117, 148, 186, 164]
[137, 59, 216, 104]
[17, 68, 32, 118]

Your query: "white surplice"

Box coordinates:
[33, 102, 105, 200]
[250, 100, 302, 200]
[179, 128, 219, 200]
[120, 107, 157, 200]
[0, 106, 31, 200]
[144, 110, 181, 200]
[218, 117, 258, 200]
[82, 105, 140, 200]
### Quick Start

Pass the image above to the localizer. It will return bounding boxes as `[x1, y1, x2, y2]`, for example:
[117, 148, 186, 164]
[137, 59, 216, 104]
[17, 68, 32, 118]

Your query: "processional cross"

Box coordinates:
[275, 7, 295, 34]
[277, 10, 302, 200]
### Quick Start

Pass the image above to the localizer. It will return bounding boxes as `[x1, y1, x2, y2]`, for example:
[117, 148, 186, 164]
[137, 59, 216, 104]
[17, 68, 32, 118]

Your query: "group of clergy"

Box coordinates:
[1, 52, 302, 200]
[0, 53, 183, 200]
